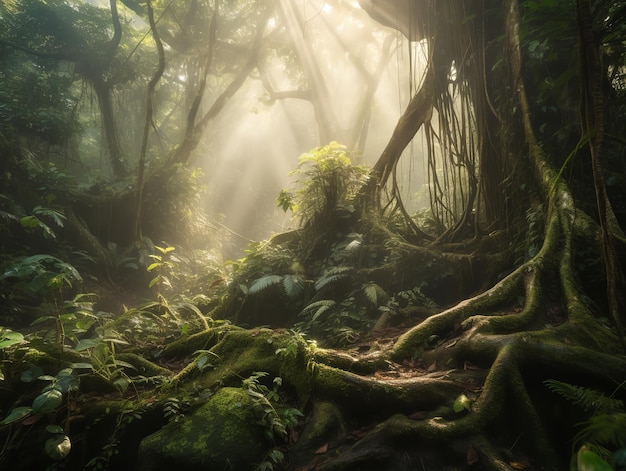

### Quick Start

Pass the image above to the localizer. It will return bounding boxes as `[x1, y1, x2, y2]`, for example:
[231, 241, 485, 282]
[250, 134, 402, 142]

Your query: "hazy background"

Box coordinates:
[191, 1, 430, 256]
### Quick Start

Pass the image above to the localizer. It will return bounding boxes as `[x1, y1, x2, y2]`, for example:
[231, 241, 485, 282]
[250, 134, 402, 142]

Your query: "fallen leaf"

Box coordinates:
[467, 444, 479, 465]
[427, 361, 437, 372]
[314, 443, 328, 454]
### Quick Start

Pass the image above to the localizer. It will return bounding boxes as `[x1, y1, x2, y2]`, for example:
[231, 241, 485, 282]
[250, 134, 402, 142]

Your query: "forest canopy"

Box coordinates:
[1, 1, 626, 470]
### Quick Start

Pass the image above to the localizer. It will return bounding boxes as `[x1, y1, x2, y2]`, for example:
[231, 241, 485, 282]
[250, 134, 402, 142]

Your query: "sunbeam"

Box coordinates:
[196, 0, 428, 255]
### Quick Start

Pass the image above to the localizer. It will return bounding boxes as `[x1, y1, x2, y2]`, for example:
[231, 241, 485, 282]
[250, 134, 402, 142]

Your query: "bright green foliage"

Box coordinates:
[546, 379, 626, 467]
[0, 328, 26, 351]
[1, 254, 81, 296]
[577, 444, 613, 471]
[163, 396, 192, 424]
[2, 365, 82, 425]
[31, 292, 99, 346]
[15, 205, 66, 240]
[147, 244, 177, 293]
[0, 406, 32, 426]
[278, 142, 369, 230]
[453, 393, 472, 413]
[545, 379, 624, 414]
[249, 275, 283, 295]
[241, 371, 303, 471]
[32, 389, 63, 415]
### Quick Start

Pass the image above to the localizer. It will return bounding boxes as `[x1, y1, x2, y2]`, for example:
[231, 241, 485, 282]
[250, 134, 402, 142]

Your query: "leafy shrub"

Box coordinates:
[277, 141, 369, 234]
[545, 379, 626, 469]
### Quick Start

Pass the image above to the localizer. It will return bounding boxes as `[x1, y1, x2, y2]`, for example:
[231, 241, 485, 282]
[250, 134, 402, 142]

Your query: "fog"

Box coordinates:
[190, 0, 430, 257]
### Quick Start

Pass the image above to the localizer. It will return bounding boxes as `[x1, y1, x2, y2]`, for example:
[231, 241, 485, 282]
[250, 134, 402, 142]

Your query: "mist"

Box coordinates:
[193, 0, 429, 257]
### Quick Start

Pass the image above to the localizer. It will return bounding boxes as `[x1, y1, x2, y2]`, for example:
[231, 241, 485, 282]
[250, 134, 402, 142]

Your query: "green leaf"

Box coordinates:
[268, 448, 284, 464]
[53, 374, 80, 394]
[113, 377, 130, 393]
[249, 275, 283, 295]
[577, 444, 613, 471]
[283, 274, 305, 298]
[46, 424, 65, 434]
[299, 300, 336, 321]
[453, 394, 471, 413]
[30, 315, 56, 326]
[363, 283, 387, 306]
[32, 206, 65, 228]
[38, 375, 57, 381]
[1, 406, 33, 425]
[113, 360, 136, 369]
[74, 338, 101, 351]
[314, 267, 352, 291]
[21, 365, 45, 382]
[0, 330, 25, 349]
[45, 434, 71, 461]
[32, 389, 63, 415]
[19, 215, 41, 229]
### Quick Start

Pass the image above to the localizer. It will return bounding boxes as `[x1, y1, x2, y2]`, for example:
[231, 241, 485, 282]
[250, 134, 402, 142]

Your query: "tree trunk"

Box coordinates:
[93, 77, 126, 178]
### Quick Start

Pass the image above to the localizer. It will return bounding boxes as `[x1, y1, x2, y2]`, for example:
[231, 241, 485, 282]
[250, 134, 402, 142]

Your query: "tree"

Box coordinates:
[1, 1, 626, 470]
[221, 0, 626, 467]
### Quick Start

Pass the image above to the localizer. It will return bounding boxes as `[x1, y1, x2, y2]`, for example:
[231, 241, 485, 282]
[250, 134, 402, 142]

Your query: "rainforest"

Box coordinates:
[1, 1, 625, 470]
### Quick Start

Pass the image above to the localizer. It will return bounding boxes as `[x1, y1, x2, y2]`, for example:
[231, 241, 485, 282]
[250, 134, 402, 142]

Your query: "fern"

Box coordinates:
[282, 274, 305, 298]
[574, 413, 626, 449]
[363, 283, 388, 307]
[314, 266, 352, 291]
[544, 379, 624, 414]
[249, 275, 282, 295]
[545, 379, 626, 460]
[298, 300, 336, 322]
[344, 237, 362, 254]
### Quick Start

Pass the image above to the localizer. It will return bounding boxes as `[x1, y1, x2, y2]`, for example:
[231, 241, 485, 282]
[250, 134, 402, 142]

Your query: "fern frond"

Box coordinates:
[544, 380, 624, 413]
[32, 206, 65, 228]
[344, 239, 362, 254]
[249, 275, 283, 295]
[314, 266, 352, 291]
[298, 300, 336, 322]
[363, 283, 388, 306]
[574, 413, 626, 449]
[282, 274, 305, 298]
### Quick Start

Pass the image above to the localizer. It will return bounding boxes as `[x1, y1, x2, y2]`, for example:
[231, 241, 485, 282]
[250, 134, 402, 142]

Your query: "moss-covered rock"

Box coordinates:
[136, 387, 271, 471]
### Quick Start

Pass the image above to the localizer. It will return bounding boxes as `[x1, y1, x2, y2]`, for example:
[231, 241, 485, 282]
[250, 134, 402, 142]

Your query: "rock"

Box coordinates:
[137, 387, 271, 471]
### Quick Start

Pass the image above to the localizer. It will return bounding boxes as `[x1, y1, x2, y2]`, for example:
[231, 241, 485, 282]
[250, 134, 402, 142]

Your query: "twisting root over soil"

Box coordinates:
[293, 3, 626, 468]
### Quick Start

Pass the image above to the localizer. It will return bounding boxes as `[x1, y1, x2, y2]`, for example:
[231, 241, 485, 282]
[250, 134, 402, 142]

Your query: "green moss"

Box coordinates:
[161, 324, 241, 359]
[167, 328, 315, 403]
[137, 387, 271, 471]
[116, 352, 172, 377]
